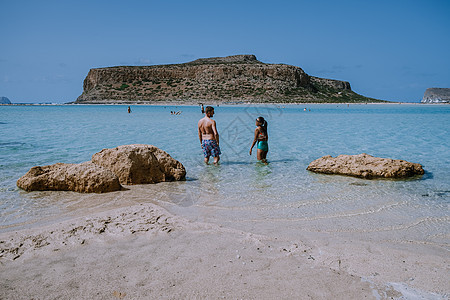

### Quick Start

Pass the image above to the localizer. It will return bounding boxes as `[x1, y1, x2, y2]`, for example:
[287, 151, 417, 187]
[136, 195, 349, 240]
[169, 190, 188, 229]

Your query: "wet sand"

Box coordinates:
[1, 201, 448, 299]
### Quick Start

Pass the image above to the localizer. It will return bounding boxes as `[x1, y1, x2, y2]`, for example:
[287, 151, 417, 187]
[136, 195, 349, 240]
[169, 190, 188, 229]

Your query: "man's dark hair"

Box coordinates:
[205, 106, 214, 114]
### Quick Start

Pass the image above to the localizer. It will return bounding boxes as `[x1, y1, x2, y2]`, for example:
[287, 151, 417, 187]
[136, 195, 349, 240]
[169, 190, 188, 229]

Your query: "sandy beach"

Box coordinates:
[1, 199, 448, 299]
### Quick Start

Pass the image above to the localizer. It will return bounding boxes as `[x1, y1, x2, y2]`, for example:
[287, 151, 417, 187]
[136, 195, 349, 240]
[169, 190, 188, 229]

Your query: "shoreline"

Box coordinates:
[2, 100, 450, 106]
[1, 200, 448, 299]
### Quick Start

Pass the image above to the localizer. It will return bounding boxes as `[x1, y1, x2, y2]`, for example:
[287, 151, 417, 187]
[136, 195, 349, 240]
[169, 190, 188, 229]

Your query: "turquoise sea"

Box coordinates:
[0, 104, 449, 249]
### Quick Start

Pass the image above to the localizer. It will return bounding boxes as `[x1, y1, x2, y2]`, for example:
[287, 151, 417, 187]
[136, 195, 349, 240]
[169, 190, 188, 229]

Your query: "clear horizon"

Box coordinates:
[1, 0, 449, 103]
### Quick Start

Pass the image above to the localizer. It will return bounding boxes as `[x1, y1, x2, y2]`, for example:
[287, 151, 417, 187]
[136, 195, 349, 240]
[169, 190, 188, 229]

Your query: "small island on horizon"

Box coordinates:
[75, 55, 387, 104]
[0, 97, 11, 105]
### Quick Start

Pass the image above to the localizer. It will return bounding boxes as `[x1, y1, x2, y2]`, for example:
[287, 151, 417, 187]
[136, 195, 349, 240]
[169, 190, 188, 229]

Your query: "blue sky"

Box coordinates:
[1, 0, 449, 103]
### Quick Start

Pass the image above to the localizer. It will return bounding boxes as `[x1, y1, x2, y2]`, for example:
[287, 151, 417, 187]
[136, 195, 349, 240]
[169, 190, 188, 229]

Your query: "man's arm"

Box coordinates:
[198, 122, 203, 145]
[212, 120, 219, 145]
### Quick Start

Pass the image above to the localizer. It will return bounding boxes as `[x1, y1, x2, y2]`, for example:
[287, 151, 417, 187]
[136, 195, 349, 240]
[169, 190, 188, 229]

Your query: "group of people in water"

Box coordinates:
[128, 106, 182, 115]
[198, 105, 268, 165]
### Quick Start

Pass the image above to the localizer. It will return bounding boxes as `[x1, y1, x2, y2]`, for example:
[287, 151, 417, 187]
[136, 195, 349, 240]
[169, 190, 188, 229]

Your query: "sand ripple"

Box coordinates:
[0, 203, 180, 261]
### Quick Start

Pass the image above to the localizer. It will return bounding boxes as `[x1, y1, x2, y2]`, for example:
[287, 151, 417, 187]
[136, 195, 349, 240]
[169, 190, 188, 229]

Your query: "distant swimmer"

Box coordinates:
[128, 106, 131, 113]
[198, 106, 220, 165]
[249, 116, 268, 164]
[200, 103, 205, 114]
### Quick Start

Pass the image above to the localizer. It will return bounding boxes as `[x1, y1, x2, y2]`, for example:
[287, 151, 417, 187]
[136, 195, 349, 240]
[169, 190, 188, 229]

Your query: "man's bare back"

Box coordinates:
[198, 106, 220, 164]
[198, 117, 217, 141]
[198, 108, 219, 143]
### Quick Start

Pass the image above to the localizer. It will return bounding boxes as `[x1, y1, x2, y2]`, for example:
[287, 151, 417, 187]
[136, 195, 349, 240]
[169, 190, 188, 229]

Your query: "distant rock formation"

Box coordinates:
[92, 144, 186, 185]
[0, 97, 11, 104]
[17, 144, 186, 193]
[306, 153, 424, 179]
[421, 88, 450, 103]
[76, 55, 383, 104]
[17, 162, 122, 193]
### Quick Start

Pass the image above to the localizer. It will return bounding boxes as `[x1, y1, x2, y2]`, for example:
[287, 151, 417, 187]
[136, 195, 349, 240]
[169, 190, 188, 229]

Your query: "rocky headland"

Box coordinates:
[76, 55, 384, 104]
[421, 88, 450, 103]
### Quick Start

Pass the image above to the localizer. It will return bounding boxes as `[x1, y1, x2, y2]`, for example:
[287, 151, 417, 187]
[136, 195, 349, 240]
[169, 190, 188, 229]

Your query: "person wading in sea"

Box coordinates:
[249, 116, 269, 163]
[198, 106, 221, 165]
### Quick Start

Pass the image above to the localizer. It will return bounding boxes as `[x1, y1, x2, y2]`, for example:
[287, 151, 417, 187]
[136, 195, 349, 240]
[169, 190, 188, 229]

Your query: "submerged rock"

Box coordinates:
[306, 153, 424, 179]
[91, 144, 186, 185]
[17, 162, 122, 193]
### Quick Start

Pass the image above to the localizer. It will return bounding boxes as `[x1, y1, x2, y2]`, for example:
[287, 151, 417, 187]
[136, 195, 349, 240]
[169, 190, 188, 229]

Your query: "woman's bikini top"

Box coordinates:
[258, 128, 267, 140]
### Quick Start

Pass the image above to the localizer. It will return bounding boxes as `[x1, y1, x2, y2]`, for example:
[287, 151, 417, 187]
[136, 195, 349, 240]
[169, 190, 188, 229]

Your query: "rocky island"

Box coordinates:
[421, 88, 450, 103]
[76, 55, 384, 104]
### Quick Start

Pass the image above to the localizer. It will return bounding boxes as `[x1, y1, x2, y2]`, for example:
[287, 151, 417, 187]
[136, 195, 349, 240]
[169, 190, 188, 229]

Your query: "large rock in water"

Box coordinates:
[17, 162, 122, 193]
[421, 88, 450, 103]
[306, 153, 424, 179]
[91, 144, 186, 185]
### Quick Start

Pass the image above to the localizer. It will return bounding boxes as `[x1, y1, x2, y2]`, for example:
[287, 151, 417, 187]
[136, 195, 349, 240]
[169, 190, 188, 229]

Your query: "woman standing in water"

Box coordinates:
[249, 116, 268, 163]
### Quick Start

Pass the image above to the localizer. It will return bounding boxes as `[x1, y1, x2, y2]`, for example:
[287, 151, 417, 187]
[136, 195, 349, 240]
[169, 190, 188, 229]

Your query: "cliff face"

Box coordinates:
[76, 55, 380, 103]
[421, 88, 450, 103]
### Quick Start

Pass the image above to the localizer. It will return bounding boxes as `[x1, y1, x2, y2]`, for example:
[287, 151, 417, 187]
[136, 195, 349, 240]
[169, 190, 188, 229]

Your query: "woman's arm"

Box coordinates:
[249, 128, 259, 155]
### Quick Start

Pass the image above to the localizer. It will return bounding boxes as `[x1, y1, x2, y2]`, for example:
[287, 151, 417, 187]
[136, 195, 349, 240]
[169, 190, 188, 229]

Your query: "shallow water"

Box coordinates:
[0, 104, 449, 249]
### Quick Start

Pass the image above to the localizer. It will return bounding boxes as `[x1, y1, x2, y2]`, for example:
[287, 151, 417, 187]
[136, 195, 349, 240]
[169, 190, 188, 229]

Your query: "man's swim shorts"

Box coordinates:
[202, 139, 221, 157]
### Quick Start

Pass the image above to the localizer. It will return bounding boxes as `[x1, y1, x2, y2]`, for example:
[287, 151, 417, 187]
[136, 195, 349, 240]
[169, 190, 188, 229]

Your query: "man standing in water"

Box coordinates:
[198, 106, 221, 164]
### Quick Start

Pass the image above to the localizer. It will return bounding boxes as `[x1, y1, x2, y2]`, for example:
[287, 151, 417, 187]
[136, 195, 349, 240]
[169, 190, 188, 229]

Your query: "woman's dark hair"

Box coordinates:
[256, 116, 268, 135]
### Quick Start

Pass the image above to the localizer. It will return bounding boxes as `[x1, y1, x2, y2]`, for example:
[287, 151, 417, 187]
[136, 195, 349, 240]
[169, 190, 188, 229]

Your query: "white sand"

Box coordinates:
[0, 202, 448, 299]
